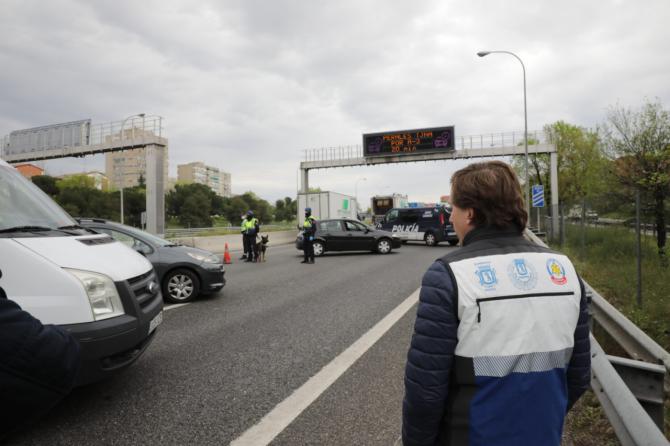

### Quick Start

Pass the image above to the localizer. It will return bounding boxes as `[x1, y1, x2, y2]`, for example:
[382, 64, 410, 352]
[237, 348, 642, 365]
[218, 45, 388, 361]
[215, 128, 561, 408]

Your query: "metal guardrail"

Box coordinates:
[590, 337, 668, 445]
[164, 225, 292, 238]
[589, 284, 670, 386]
[524, 230, 669, 445]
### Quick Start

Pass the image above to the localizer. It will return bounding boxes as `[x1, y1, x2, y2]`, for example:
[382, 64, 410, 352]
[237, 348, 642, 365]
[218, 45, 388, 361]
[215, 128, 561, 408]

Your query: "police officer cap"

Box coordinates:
[305, 207, 311, 212]
[246, 210, 254, 216]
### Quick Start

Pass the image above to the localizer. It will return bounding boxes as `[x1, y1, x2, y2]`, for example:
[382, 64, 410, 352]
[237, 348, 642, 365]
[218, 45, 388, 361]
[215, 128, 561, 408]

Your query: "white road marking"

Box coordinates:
[163, 303, 190, 311]
[230, 287, 421, 446]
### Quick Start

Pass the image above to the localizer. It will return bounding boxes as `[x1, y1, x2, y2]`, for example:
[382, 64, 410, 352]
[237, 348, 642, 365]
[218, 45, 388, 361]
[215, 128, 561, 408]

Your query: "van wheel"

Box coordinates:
[163, 269, 200, 303]
[424, 232, 437, 246]
[376, 238, 392, 254]
[312, 241, 325, 257]
[448, 240, 459, 246]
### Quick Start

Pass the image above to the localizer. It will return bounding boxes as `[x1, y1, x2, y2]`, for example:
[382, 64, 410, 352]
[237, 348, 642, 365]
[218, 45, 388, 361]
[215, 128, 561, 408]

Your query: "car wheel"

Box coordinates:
[424, 232, 437, 246]
[312, 240, 325, 257]
[377, 238, 392, 254]
[448, 239, 459, 246]
[163, 268, 200, 303]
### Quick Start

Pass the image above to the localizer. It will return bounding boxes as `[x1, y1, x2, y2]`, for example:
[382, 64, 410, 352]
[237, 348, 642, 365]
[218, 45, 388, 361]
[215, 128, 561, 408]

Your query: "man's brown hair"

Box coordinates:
[450, 160, 527, 230]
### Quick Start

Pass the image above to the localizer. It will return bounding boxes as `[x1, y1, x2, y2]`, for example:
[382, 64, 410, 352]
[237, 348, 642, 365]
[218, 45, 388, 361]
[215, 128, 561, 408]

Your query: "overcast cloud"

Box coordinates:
[1, 0, 669, 206]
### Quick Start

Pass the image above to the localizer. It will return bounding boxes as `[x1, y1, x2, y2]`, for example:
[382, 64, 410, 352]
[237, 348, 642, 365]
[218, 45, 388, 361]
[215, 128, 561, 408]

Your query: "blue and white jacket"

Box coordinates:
[402, 226, 591, 446]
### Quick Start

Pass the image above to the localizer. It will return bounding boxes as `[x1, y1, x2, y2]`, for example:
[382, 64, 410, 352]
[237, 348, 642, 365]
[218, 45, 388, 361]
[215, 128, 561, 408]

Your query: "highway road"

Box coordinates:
[7, 242, 458, 446]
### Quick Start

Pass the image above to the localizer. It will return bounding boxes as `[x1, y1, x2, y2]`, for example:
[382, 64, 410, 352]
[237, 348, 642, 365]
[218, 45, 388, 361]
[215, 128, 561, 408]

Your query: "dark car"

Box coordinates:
[376, 206, 458, 246]
[77, 218, 225, 304]
[295, 218, 401, 256]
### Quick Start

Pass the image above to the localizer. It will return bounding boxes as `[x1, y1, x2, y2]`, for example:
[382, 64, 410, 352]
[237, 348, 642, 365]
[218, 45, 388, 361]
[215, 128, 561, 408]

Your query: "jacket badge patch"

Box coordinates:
[546, 258, 567, 285]
[474, 262, 498, 290]
[507, 258, 537, 290]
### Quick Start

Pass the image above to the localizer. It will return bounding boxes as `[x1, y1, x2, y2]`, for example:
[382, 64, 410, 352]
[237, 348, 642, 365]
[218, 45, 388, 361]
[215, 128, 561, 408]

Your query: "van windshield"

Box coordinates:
[0, 164, 76, 233]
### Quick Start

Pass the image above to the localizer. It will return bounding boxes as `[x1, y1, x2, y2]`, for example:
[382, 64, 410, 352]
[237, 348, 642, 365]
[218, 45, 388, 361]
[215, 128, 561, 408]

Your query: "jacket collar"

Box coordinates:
[462, 225, 523, 246]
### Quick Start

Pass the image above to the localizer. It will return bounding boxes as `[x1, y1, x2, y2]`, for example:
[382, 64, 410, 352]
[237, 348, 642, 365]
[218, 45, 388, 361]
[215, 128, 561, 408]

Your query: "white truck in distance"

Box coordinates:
[297, 191, 358, 220]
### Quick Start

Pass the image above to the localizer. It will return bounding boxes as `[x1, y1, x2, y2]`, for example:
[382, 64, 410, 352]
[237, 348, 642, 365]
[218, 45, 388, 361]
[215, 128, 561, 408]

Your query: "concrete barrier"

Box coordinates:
[172, 230, 298, 254]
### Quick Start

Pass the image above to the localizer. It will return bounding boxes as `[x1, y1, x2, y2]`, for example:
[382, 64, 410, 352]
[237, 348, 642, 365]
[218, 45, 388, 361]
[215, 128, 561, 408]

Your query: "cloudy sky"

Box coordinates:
[1, 0, 669, 207]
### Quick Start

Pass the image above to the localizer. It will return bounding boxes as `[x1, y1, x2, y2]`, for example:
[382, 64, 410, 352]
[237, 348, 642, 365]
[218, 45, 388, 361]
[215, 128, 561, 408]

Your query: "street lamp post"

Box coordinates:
[354, 177, 367, 214]
[477, 50, 530, 219]
[118, 113, 145, 224]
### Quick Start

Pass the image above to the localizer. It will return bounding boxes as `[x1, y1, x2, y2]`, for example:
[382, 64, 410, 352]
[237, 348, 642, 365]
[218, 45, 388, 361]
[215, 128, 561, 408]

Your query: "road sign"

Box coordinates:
[362, 126, 455, 157]
[532, 185, 545, 208]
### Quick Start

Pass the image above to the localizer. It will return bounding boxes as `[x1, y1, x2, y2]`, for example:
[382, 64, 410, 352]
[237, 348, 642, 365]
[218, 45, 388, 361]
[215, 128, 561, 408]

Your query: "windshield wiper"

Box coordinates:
[0, 225, 54, 234]
[58, 224, 97, 234]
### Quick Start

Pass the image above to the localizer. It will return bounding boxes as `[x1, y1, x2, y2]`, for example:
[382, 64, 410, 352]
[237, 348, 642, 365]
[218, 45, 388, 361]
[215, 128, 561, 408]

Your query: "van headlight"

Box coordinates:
[67, 269, 124, 320]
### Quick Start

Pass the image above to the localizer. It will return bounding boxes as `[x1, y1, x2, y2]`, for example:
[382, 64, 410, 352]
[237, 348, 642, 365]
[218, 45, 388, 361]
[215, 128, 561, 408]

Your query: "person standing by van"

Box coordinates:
[402, 161, 590, 445]
[0, 278, 81, 439]
[299, 208, 317, 264]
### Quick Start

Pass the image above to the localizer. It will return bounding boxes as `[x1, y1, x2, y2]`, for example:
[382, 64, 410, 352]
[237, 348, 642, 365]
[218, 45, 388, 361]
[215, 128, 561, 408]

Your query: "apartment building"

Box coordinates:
[105, 147, 169, 190]
[177, 161, 232, 197]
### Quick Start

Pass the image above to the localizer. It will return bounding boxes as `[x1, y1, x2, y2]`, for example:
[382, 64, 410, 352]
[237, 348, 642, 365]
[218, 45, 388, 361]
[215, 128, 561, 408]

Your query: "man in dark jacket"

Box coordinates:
[0, 280, 81, 439]
[402, 161, 590, 446]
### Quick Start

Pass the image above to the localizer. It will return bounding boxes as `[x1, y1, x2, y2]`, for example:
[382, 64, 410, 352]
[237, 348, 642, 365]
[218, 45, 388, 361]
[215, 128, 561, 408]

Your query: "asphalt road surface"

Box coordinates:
[7, 241, 458, 446]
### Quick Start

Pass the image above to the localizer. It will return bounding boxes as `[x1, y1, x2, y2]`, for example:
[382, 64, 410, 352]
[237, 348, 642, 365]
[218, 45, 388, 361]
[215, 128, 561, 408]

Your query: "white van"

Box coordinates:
[0, 159, 163, 385]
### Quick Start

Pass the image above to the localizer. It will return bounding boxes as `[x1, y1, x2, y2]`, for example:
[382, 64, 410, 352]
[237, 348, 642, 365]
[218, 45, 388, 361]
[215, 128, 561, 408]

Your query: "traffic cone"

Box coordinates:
[223, 243, 232, 264]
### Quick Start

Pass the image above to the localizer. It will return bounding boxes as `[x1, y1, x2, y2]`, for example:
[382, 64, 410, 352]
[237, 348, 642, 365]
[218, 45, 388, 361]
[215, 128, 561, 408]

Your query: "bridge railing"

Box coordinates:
[303, 130, 549, 162]
[1, 116, 166, 163]
[525, 230, 669, 445]
[87, 116, 164, 146]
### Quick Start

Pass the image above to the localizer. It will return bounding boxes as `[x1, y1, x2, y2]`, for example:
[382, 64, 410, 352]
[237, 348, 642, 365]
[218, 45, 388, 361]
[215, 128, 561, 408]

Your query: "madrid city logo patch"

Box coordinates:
[474, 262, 498, 290]
[507, 258, 537, 290]
[546, 258, 568, 285]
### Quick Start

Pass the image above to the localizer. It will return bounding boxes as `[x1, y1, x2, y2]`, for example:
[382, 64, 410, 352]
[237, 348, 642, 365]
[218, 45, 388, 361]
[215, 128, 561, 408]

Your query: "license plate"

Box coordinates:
[149, 311, 163, 335]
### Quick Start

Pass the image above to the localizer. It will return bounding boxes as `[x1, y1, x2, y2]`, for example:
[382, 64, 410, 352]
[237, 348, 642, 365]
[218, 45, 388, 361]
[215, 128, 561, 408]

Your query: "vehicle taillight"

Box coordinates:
[440, 212, 445, 226]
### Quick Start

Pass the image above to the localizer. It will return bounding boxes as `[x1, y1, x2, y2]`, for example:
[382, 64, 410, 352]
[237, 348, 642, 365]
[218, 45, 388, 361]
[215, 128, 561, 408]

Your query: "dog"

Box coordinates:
[254, 234, 269, 262]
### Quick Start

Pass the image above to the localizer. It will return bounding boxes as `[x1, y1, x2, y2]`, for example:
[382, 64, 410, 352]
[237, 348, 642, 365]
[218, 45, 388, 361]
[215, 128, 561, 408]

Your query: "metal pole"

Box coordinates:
[120, 186, 124, 224]
[476, 50, 530, 219]
[522, 59, 529, 221]
[636, 188, 642, 307]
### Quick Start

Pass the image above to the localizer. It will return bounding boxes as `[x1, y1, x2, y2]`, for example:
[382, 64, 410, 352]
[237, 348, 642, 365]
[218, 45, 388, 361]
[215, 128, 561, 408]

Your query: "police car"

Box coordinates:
[376, 206, 458, 246]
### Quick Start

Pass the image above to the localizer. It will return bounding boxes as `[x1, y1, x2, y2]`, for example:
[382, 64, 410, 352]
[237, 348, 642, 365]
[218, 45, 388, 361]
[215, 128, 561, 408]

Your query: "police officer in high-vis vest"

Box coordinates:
[300, 208, 317, 264]
[242, 210, 260, 262]
[240, 214, 249, 260]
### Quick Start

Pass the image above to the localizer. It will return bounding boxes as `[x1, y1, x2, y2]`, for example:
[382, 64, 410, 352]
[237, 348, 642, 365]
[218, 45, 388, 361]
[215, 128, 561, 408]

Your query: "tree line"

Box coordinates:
[31, 176, 298, 229]
[511, 99, 669, 264]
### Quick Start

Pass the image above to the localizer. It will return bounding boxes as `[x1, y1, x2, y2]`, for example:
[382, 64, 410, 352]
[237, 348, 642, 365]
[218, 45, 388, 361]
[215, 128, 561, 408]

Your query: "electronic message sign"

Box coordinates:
[363, 126, 455, 157]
